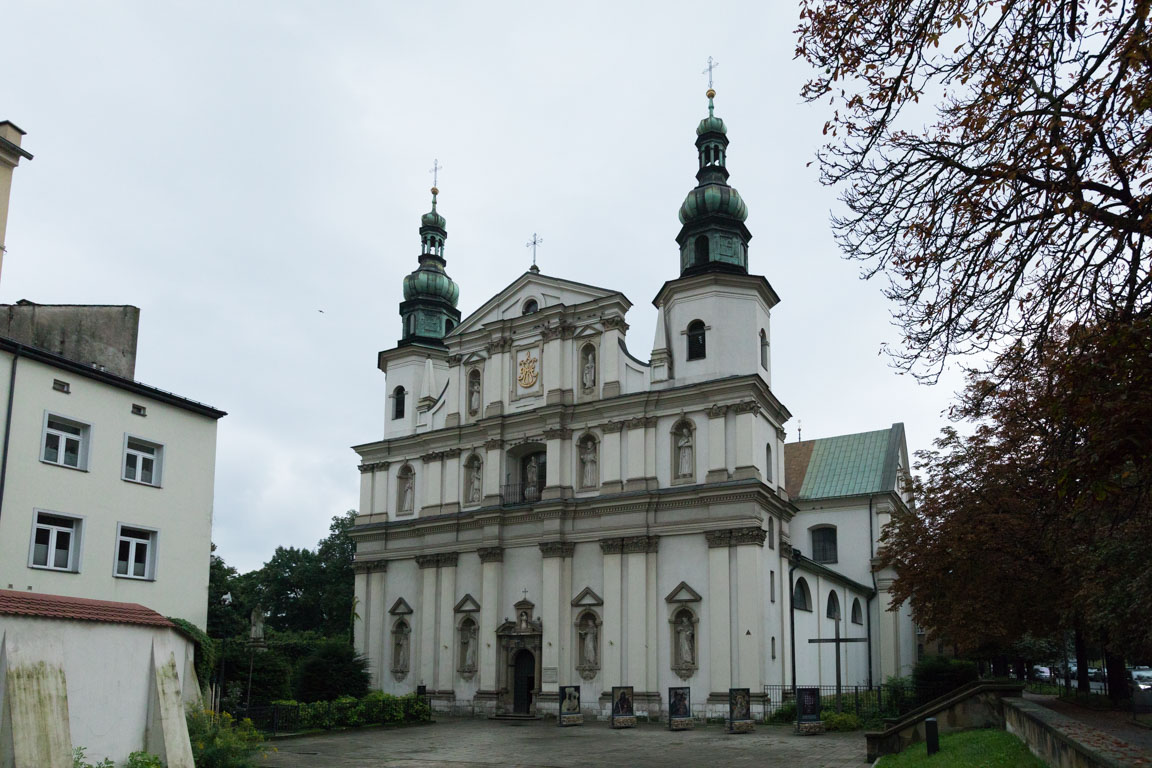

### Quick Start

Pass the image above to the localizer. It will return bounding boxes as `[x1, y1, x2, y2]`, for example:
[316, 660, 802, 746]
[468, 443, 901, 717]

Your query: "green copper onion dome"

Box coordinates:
[696, 89, 727, 136]
[679, 184, 748, 224]
[398, 185, 462, 345]
[403, 264, 459, 304]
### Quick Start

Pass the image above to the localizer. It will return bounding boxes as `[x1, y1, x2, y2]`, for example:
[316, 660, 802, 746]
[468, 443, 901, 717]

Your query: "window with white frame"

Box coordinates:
[123, 436, 163, 486]
[115, 525, 156, 579]
[30, 511, 82, 571]
[41, 414, 89, 469]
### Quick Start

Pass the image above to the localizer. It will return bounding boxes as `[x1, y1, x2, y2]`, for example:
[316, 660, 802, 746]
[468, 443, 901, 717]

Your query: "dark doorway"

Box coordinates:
[513, 649, 535, 714]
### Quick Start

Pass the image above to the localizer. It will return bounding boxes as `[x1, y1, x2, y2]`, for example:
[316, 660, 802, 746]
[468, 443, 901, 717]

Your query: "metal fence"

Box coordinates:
[500, 480, 546, 505]
[762, 683, 955, 725]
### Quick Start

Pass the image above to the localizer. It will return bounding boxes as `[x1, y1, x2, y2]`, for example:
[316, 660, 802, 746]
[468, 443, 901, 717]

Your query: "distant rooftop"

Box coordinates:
[785, 423, 906, 500]
[0, 589, 174, 628]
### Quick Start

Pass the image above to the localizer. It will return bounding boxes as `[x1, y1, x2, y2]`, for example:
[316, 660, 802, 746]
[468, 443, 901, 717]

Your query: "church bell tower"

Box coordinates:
[399, 183, 461, 346]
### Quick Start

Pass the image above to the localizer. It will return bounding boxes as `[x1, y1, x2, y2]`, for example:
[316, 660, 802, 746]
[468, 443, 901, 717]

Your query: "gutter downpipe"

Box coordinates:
[867, 494, 877, 688]
[0, 344, 21, 524]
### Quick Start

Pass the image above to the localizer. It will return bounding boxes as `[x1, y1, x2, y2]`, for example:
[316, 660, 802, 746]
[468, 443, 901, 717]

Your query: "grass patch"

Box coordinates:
[875, 728, 1047, 767]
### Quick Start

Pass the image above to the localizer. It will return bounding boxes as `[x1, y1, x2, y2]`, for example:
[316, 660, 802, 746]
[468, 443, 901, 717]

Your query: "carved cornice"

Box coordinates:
[708, 404, 729, 419]
[602, 316, 629, 332]
[438, 552, 459, 567]
[444, 447, 462, 458]
[730, 526, 767, 546]
[421, 452, 444, 464]
[447, 354, 463, 366]
[485, 336, 513, 354]
[543, 427, 572, 440]
[352, 559, 387, 573]
[541, 322, 574, 341]
[600, 535, 659, 554]
[776, 426, 787, 441]
[625, 417, 646, 430]
[601, 421, 624, 434]
[599, 538, 624, 555]
[484, 438, 504, 450]
[539, 541, 576, 558]
[733, 401, 762, 415]
[478, 547, 504, 563]
[358, 461, 390, 474]
[416, 554, 439, 569]
[705, 530, 732, 548]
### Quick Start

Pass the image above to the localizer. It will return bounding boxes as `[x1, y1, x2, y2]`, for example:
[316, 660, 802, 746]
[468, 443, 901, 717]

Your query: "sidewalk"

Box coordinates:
[1023, 692, 1152, 763]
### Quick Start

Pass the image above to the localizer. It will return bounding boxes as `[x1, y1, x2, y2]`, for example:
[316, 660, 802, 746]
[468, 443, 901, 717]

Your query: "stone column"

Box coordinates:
[422, 452, 444, 513]
[442, 449, 462, 514]
[367, 564, 388, 689]
[436, 553, 458, 694]
[707, 405, 729, 483]
[476, 548, 503, 709]
[601, 539, 624, 692]
[560, 553, 574, 684]
[644, 417, 658, 484]
[353, 564, 369, 660]
[706, 530, 732, 695]
[483, 439, 503, 507]
[622, 536, 658, 692]
[624, 418, 648, 492]
[484, 336, 511, 418]
[369, 462, 391, 518]
[539, 542, 573, 706]
[732, 528, 766, 692]
[417, 555, 439, 688]
[542, 326, 566, 405]
[732, 402, 761, 481]
[358, 469, 373, 517]
[601, 421, 623, 494]
[542, 428, 570, 500]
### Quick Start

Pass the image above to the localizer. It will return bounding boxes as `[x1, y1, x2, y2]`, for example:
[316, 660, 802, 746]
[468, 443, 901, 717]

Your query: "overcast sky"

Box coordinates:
[4, 1, 966, 573]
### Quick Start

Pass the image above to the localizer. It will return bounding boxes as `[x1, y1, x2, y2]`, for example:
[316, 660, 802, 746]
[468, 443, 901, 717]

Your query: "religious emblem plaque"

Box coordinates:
[558, 685, 583, 727]
[668, 686, 692, 731]
[796, 686, 825, 735]
[728, 687, 754, 734]
[610, 685, 636, 729]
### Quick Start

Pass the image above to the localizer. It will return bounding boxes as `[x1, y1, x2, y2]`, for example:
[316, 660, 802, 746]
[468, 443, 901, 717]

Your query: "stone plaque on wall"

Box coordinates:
[542, 666, 558, 684]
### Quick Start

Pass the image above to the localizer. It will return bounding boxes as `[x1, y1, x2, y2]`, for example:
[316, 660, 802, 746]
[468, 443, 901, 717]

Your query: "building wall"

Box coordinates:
[0, 352, 218, 627]
[0, 303, 140, 379]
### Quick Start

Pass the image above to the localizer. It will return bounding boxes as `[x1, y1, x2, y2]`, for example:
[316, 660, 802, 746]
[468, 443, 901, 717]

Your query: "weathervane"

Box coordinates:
[702, 56, 719, 89]
[526, 233, 543, 268]
[429, 158, 442, 189]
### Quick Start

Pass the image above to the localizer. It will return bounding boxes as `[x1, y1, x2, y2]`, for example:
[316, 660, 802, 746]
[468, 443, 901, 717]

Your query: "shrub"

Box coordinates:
[293, 640, 370, 702]
[168, 616, 216, 695]
[770, 702, 797, 723]
[821, 709, 863, 731]
[72, 748, 114, 768]
[218, 644, 292, 710]
[186, 708, 265, 768]
[126, 753, 165, 768]
[911, 656, 978, 693]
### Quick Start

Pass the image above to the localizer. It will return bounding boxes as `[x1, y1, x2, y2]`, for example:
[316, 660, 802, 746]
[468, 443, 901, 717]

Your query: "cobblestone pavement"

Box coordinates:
[258, 717, 868, 768]
[1024, 692, 1152, 764]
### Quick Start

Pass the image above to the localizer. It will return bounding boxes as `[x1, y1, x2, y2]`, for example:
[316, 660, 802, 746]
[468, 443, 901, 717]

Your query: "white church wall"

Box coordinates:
[379, 559, 420, 694]
[792, 576, 820, 684]
[656, 533, 710, 711]
[501, 546, 542, 619]
[794, 502, 875, 587]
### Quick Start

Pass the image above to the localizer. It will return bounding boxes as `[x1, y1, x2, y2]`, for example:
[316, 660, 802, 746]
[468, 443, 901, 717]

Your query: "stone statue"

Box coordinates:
[580, 440, 598, 488]
[525, 456, 540, 501]
[393, 626, 409, 671]
[468, 461, 482, 503]
[249, 607, 265, 642]
[676, 428, 694, 478]
[401, 474, 414, 512]
[469, 376, 481, 414]
[461, 624, 476, 669]
[676, 614, 695, 666]
[582, 350, 596, 389]
[518, 610, 530, 630]
[580, 621, 597, 666]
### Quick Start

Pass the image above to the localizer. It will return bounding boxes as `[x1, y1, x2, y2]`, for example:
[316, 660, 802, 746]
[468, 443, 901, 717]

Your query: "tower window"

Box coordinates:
[393, 387, 407, 420]
[445, 319, 455, 334]
[760, 329, 768, 369]
[693, 236, 709, 266]
[522, 299, 539, 315]
[686, 320, 706, 360]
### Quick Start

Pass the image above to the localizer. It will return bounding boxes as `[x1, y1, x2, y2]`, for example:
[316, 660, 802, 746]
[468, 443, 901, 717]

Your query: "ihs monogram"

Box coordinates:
[518, 354, 539, 388]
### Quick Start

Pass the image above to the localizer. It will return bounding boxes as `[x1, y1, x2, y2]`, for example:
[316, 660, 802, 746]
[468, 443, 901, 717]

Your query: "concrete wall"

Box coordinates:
[1004, 698, 1132, 768]
[0, 303, 140, 380]
[0, 351, 218, 628]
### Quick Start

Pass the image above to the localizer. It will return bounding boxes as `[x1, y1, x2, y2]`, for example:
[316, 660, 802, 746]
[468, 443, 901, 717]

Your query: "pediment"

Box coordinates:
[452, 272, 626, 337]
[461, 350, 486, 366]
[454, 593, 481, 613]
[664, 581, 702, 604]
[570, 587, 604, 607]
[572, 324, 602, 340]
[389, 597, 413, 615]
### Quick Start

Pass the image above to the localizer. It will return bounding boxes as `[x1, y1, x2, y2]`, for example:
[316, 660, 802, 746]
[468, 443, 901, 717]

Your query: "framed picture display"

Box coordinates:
[728, 687, 754, 733]
[558, 685, 583, 727]
[668, 686, 692, 730]
[610, 685, 636, 728]
[797, 687, 822, 723]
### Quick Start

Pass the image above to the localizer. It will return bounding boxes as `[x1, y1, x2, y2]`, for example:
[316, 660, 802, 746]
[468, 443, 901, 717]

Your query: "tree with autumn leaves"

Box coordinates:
[795, 0, 1151, 693]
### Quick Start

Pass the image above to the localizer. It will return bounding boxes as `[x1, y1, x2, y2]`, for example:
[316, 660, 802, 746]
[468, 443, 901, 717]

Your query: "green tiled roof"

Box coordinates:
[790, 424, 904, 500]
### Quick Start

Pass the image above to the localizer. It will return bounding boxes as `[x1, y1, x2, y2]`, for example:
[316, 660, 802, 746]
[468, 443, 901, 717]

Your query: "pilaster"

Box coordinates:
[443, 449, 462, 512]
[706, 532, 732, 691]
[539, 542, 567, 694]
[483, 439, 503, 506]
[601, 422, 623, 494]
[418, 559, 438, 686]
[478, 548, 503, 694]
[600, 322, 623, 397]
[353, 567, 369, 658]
[436, 554, 458, 692]
[732, 401, 761, 481]
[367, 565, 388, 688]
[601, 539, 623, 688]
[542, 428, 570, 500]
[423, 453, 444, 511]
[707, 405, 729, 483]
[734, 540, 764, 689]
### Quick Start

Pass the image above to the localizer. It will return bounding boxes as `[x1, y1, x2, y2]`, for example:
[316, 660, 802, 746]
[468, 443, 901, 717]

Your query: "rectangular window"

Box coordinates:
[770, 570, 776, 602]
[41, 414, 89, 469]
[30, 511, 82, 571]
[115, 525, 156, 580]
[812, 527, 838, 564]
[123, 436, 163, 486]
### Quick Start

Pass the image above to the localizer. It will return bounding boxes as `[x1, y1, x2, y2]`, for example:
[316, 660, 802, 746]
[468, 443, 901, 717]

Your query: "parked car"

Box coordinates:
[1129, 670, 1152, 693]
[1032, 666, 1052, 681]
[1088, 668, 1104, 681]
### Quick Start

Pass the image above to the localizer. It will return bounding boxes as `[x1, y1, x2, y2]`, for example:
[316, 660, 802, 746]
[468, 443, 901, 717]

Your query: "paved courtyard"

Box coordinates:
[259, 717, 868, 767]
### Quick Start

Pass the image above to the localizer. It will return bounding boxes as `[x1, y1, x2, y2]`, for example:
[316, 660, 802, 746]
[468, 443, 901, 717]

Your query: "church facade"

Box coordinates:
[349, 89, 917, 719]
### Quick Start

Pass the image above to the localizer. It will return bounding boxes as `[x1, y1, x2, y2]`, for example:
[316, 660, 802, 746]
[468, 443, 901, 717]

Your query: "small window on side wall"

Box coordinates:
[793, 577, 812, 611]
[522, 299, 539, 315]
[115, 525, 157, 580]
[851, 598, 863, 625]
[30, 511, 82, 571]
[760, 329, 768, 369]
[41, 414, 90, 470]
[812, 527, 838, 564]
[123, 436, 163, 486]
[686, 320, 706, 360]
[826, 591, 841, 620]
[393, 387, 406, 420]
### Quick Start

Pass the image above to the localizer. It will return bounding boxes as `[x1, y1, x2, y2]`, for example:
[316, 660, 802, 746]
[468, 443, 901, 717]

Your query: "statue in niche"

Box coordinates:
[675, 612, 695, 666]
[582, 348, 596, 390]
[579, 616, 598, 666]
[469, 375, 481, 414]
[580, 440, 598, 488]
[676, 426, 694, 478]
[400, 473, 414, 512]
[468, 460, 482, 503]
[518, 610, 530, 630]
[392, 621, 410, 674]
[524, 455, 540, 501]
[460, 622, 477, 671]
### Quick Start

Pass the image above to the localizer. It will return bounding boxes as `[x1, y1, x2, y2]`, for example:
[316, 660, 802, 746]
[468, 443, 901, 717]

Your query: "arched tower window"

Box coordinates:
[693, 235, 709, 266]
[765, 443, 774, 483]
[445, 319, 455, 334]
[760, 329, 768, 369]
[392, 387, 407, 420]
[811, 527, 838, 564]
[793, 577, 813, 612]
[826, 591, 841, 620]
[686, 320, 706, 360]
[851, 598, 864, 625]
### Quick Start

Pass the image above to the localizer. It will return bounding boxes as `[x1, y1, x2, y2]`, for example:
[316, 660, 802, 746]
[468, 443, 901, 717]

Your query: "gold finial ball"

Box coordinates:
[431, 186, 439, 195]
[706, 88, 716, 99]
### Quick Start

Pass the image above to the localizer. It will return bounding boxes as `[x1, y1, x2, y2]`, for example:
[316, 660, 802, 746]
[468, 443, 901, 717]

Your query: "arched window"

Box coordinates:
[686, 320, 706, 360]
[812, 527, 838, 564]
[693, 235, 709, 266]
[760, 329, 768, 369]
[851, 598, 863, 625]
[445, 319, 455, 334]
[522, 298, 539, 315]
[392, 386, 406, 420]
[826, 591, 841, 620]
[793, 577, 813, 612]
[765, 443, 774, 483]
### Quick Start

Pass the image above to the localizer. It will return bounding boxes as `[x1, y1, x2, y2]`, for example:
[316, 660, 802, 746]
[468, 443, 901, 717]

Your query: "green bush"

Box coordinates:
[168, 616, 216, 695]
[218, 645, 292, 710]
[126, 753, 165, 768]
[72, 748, 114, 768]
[292, 640, 370, 702]
[280, 691, 431, 731]
[186, 708, 265, 768]
[821, 709, 863, 731]
[770, 702, 797, 723]
[912, 656, 978, 692]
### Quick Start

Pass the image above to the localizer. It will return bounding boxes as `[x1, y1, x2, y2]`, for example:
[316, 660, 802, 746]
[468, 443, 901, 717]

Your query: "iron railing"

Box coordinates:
[500, 479, 546, 505]
[762, 683, 955, 725]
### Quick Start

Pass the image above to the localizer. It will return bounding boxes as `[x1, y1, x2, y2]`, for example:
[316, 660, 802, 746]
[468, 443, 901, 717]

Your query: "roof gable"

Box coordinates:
[785, 423, 906, 500]
[451, 271, 627, 337]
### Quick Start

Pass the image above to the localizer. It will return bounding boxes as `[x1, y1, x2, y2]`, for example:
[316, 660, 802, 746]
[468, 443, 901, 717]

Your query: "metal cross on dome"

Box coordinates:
[702, 56, 719, 89]
[429, 158, 442, 187]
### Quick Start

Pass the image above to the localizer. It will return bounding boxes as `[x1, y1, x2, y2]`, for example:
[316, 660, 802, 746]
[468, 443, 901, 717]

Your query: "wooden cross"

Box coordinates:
[525, 233, 543, 267]
[429, 158, 442, 187]
[808, 621, 867, 712]
[702, 56, 719, 89]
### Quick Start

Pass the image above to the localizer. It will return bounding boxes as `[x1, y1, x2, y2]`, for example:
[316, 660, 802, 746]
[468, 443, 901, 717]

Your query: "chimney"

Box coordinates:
[0, 121, 33, 286]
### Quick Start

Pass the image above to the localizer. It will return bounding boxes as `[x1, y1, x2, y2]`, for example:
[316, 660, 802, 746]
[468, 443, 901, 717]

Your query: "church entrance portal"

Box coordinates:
[512, 649, 535, 714]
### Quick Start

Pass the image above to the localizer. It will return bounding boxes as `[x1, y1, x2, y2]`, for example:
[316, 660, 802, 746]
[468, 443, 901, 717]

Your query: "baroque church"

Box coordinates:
[349, 88, 918, 719]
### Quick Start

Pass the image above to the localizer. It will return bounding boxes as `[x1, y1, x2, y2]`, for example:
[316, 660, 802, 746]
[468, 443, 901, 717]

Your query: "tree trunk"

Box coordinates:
[1104, 648, 1126, 704]
[1075, 627, 1090, 693]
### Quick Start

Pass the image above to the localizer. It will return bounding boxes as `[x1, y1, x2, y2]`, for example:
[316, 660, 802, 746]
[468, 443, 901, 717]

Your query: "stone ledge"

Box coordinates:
[1004, 697, 1137, 768]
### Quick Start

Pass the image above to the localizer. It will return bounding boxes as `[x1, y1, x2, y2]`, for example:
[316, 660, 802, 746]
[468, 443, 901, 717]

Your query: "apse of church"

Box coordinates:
[350, 86, 913, 719]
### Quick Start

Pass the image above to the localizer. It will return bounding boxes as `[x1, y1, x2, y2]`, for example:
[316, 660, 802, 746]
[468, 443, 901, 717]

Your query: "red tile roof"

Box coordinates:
[0, 590, 174, 628]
